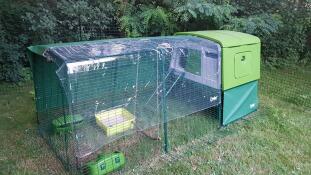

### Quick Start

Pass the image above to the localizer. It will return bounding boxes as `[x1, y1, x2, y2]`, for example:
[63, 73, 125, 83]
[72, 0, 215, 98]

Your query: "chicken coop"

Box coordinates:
[28, 30, 260, 174]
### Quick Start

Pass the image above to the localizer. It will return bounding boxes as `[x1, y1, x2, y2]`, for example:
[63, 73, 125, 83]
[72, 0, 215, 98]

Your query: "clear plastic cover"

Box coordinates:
[34, 35, 222, 172]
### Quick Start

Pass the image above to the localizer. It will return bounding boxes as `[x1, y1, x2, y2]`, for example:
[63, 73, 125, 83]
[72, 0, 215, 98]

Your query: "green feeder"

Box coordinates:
[87, 151, 125, 175]
[52, 115, 84, 134]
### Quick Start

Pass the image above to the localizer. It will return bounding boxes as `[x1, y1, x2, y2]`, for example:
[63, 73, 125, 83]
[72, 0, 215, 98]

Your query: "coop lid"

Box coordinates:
[176, 30, 260, 48]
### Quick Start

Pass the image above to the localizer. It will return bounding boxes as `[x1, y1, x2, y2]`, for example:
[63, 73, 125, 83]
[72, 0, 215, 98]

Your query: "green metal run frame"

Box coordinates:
[162, 51, 169, 153]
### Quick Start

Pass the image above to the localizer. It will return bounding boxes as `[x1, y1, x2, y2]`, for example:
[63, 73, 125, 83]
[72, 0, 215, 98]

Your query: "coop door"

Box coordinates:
[130, 51, 163, 130]
[234, 51, 252, 79]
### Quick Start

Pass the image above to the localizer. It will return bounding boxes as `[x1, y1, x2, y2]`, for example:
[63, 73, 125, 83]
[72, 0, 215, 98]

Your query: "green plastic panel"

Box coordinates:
[222, 44, 260, 90]
[29, 52, 68, 112]
[223, 80, 258, 125]
[176, 30, 261, 90]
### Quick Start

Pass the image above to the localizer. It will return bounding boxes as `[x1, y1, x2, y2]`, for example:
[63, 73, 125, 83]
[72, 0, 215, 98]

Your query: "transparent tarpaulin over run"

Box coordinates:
[29, 35, 222, 174]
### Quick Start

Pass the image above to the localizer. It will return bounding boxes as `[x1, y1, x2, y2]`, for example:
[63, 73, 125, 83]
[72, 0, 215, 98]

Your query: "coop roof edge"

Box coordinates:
[27, 39, 108, 56]
[27, 37, 181, 57]
[175, 30, 260, 48]
[27, 35, 223, 77]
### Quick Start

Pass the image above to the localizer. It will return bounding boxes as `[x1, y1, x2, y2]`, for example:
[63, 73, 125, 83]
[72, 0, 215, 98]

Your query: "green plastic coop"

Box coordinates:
[28, 30, 260, 174]
[177, 30, 260, 125]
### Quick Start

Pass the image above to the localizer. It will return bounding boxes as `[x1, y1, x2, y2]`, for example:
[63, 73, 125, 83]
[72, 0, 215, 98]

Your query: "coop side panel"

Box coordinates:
[29, 52, 76, 173]
[30, 54, 68, 113]
[222, 43, 261, 90]
[223, 80, 258, 125]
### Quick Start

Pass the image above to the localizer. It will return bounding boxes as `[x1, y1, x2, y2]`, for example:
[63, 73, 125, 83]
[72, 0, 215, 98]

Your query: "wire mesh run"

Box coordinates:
[29, 36, 222, 174]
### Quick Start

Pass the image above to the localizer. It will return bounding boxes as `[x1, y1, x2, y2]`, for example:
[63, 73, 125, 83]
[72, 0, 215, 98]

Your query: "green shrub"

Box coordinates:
[119, 1, 174, 37]
[0, 36, 22, 82]
[0, 0, 117, 82]
[231, 0, 311, 67]
[55, 0, 116, 41]
[0, 1, 27, 82]
[173, 0, 237, 30]
[0, 0, 310, 82]
[118, 0, 237, 36]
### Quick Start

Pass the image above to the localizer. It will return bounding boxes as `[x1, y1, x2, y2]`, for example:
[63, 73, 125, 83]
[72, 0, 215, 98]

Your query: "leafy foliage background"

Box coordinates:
[0, 0, 310, 82]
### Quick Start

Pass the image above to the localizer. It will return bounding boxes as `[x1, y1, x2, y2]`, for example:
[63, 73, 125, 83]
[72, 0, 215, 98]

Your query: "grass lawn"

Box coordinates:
[0, 67, 310, 175]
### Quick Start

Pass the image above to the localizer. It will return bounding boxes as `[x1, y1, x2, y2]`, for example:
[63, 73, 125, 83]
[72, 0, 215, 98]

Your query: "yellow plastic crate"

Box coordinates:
[95, 108, 135, 136]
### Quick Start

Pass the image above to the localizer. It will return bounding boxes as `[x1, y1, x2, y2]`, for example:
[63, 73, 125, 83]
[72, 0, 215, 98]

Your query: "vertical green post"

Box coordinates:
[111, 59, 118, 107]
[218, 103, 223, 127]
[161, 53, 169, 153]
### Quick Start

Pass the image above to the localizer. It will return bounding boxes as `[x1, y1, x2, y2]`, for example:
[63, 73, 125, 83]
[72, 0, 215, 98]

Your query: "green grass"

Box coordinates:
[138, 96, 311, 175]
[0, 81, 67, 175]
[0, 67, 310, 175]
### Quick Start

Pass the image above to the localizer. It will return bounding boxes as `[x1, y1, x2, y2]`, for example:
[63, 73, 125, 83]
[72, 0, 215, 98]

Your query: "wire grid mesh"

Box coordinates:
[260, 67, 311, 109]
[30, 36, 222, 174]
[124, 66, 311, 174]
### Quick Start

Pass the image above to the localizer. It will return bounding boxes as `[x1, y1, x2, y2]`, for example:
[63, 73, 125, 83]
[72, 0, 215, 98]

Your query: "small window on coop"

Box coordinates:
[179, 49, 202, 76]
